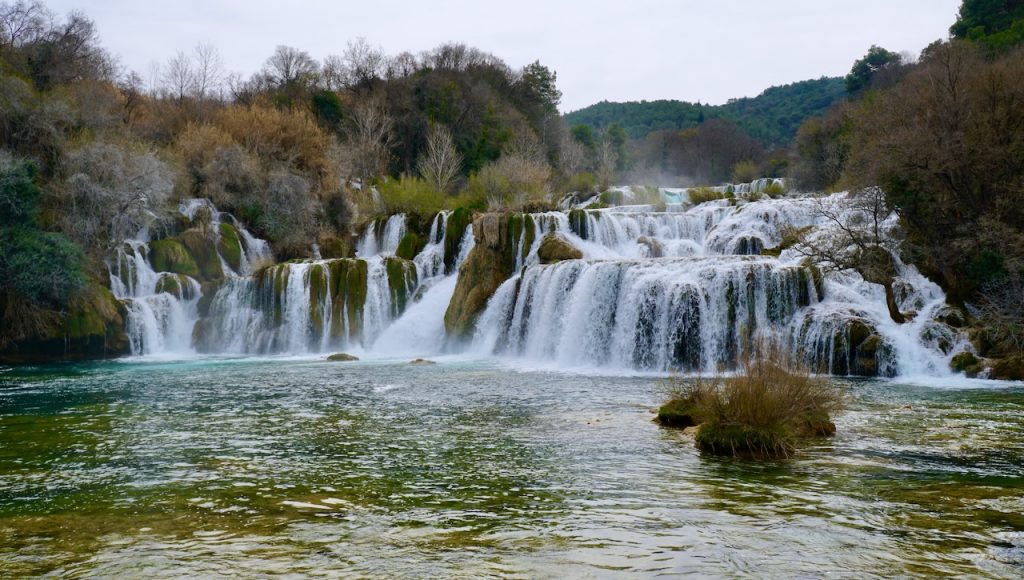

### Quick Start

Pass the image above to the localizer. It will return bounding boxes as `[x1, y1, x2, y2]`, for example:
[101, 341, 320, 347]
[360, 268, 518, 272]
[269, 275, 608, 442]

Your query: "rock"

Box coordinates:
[935, 305, 968, 328]
[180, 229, 224, 282]
[656, 399, 699, 428]
[990, 355, 1024, 381]
[537, 233, 583, 264]
[149, 239, 199, 278]
[950, 351, 982, 377]
[327, 352, 359, 362]
[395, 232, 423, 261]
[409, 358, 436, 365]
[443, 208, 473, 273]
[445, 214, 520, 340]
[217, 223, 243, 273]
[637, 236, 664, 258]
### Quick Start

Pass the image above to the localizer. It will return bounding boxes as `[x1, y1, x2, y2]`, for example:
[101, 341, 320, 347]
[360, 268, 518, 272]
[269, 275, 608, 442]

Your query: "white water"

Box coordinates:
[108, 185, 969, 377]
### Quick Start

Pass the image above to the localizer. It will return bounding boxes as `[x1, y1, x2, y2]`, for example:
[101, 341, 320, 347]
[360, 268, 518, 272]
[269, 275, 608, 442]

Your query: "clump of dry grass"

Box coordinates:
[657, 345, 845, 458]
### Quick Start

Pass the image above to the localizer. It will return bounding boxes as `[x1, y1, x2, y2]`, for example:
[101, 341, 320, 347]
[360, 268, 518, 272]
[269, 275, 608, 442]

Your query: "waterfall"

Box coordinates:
[105, 186, 968, 377]
[108, 241, 201, 356]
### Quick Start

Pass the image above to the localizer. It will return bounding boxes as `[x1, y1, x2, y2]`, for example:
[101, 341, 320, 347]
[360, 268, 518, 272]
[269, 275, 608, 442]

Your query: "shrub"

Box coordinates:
[378, 175, 447, 217]
[687, 186, 730, 205]
[659, 346, 845, 458]
[732, 160, 759, 184]
[561, 171, 598, 194]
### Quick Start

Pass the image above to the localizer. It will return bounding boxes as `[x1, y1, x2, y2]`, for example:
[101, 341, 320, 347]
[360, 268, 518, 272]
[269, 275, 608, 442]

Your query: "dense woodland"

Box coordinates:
[0, 0, 1022, 371]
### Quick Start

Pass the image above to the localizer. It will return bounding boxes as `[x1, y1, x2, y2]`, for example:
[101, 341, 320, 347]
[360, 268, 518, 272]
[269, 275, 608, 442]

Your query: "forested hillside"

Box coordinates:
[564, 77, 845, 148]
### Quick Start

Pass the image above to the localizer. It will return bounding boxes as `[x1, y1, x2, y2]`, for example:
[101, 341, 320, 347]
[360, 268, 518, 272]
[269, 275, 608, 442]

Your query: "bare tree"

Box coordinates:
[263, 45, 318, 88]
[341, 37, 384, 91]
[192, 42, 223, 99]
[320, 54, 346, 91]
[417, 124, 462, 193]
[979, 275, 1024, 355]
[348, 98, 393, 183]
[161, 50, 194, 100]
[596, 135, 618, 189]
[558, 129, 587, 178]
[794, 187, 908, 323]
[0, 0, 50, 51]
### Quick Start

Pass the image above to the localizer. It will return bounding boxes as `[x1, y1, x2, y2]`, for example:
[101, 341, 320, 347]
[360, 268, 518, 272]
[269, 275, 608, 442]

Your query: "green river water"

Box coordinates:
[1, 357, 1023, 577]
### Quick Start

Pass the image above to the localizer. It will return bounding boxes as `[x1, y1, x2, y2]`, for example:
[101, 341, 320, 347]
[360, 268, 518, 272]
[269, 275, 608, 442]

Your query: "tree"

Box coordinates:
[417, 124, 462, 193]
[192, 42, 223, 99]
[162, 50, 194, 100]
[348, 97, 393, 183]
[845, 45, 902, 95]
[517, 60, 561, 114]
[794, 187, 909, 323]
[951, 0, 1024, 51]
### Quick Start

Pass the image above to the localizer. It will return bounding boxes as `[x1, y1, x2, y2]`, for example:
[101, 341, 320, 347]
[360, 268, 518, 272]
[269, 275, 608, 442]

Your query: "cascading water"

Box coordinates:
[468, 186, 968, 376]
[106, 183, 968, 377]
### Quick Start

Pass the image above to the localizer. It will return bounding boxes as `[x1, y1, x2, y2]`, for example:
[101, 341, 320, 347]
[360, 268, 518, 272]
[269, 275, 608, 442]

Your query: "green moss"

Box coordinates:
[384, 257, 418, 316]
[154, 274, 183, 298]
[568, 209, 588, 239]
[521, 214, 536, 263]
[327, 352, 359, 362]
[181, 229, 224, 282]
[656, 398, 699, 428]
[325, 259, 368, 341]
[217, 223, 243, 274]
[308, 265, 328, 337]
[395, 232, 423, 261]
[695, 422, 792, 458]
[196, 281, 221, 318]
[149, 239, 199, 278]
[950, 352, 982, 377]
[443, 208, 473, 274]
[599, 189, 623, 206]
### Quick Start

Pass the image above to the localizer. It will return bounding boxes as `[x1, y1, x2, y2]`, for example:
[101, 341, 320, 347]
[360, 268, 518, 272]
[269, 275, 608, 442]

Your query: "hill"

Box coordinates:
[564, 77, 846, 148]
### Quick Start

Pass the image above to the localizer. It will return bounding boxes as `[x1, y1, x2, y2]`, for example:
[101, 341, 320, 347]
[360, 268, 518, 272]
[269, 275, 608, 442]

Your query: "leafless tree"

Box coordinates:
[596, 133, 619, 189]
[385, 51, 419, 80]
[558, 129, 587, 177]
[794, 187, 908, 323]
[320, 54, 346, 91]
[263, 45, 318, 88]
[192, 42, 223, 99]
[417, 124, 462, 193]
[979, 275, 1024, 355]
[0, 0, 50, 51]
[61, 142, 173, 257]
[162, 50, 194, 100]
[348, 98, 393, 183]
[341, 37, 384, 90]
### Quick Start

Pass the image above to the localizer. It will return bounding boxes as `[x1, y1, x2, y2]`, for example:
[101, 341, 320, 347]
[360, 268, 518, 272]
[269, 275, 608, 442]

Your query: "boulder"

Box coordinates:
[327, 352, 359, 362]
[537, 233, 583, 264]
[409, 358, 436, 365]
[637, 236, 664, 258]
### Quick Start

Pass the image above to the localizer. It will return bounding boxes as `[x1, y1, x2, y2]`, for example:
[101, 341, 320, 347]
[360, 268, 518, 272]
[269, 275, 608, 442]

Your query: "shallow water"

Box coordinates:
[1, 358, 1023, 577]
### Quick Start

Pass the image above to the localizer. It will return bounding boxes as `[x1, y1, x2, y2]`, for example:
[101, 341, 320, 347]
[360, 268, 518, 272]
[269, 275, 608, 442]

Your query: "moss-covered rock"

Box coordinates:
[990, 355, 1024, 381]
[445, 213, 519, 340]
[196, 281, 221, 318]
[217, 223, 243, 274]
[318, 235, 351, 259]
[537, 233, 583, 264]
[327, 352, 359, 362]
[656, 398, 700, 428]
[384, 256, 418, 316]
[410, 358, 436, 365]
[950, 351, 982, 377]
[395, 232, 423, 261]
[327, 259, 368, 341]
[149, 239, 199, 278]
[443, 207, 473, 274]
[181, 229, 224, 282]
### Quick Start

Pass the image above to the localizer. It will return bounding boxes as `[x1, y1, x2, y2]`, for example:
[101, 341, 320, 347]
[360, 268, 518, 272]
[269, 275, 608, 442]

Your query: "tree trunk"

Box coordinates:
[883, 280, 906, 324]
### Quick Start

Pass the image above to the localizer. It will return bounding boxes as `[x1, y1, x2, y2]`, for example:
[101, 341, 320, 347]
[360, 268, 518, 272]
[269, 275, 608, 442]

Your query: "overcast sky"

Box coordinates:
[46, 0, 962, 111]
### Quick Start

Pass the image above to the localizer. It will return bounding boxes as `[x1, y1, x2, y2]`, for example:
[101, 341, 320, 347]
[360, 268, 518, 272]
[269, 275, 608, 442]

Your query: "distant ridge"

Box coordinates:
[564, 77, 845, 148]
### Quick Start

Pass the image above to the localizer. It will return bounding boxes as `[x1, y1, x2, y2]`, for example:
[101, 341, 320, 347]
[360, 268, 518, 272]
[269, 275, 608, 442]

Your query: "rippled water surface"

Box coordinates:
[1, 358, 1023, 577]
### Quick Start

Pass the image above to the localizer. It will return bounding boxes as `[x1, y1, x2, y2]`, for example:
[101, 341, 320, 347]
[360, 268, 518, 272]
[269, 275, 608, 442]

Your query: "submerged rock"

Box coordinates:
[409, 358, 436, 365]
[327, 352, 359, 362]
[537, 233, 582, 264]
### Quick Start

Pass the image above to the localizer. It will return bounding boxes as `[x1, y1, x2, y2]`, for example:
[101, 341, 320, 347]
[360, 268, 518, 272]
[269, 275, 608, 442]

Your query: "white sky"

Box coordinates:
[47, 0, 962, 111]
